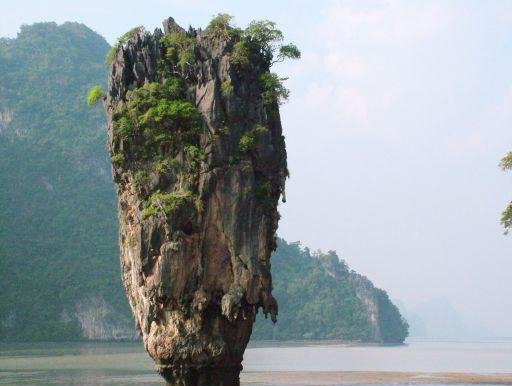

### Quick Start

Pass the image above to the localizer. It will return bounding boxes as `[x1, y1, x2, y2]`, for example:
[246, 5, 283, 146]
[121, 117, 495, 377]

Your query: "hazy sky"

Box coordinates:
[2, 0, 512, 336]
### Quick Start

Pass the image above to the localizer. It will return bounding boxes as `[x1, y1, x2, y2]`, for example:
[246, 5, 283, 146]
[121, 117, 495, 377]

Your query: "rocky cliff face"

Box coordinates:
[349, 272, 409, 343]
[105, 18, 286, 385]
[348, 273, 382, 341]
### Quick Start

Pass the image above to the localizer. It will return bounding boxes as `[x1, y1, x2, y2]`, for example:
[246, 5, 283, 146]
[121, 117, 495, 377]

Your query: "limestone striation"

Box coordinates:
[105, 17, 287, 385]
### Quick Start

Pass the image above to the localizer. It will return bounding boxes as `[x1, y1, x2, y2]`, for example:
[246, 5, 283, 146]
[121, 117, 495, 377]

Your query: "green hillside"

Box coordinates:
[0, 22, 407, 343]
[0, 22, 131, 341]
[252, 239, 408, 342]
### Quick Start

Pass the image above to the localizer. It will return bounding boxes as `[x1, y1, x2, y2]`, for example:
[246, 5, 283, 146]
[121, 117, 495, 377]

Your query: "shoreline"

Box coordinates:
[241, 371, 512, 385]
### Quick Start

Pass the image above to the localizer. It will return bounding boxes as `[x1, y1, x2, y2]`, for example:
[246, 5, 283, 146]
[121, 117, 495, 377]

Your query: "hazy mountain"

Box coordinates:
[399, 298, 490, 340]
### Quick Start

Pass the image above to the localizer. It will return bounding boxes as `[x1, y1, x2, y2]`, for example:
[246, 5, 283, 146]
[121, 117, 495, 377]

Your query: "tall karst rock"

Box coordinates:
[104, 17, 289, 385]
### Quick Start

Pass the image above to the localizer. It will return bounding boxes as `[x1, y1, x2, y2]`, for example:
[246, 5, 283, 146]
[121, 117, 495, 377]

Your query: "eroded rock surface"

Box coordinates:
[105, 17, 287, 385]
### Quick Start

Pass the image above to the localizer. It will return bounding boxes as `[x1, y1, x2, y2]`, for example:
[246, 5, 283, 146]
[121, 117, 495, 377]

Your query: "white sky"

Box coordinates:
[2, 0, 512, 336]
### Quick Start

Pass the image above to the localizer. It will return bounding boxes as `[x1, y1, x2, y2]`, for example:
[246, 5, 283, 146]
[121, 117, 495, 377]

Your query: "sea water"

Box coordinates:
[0, 339, 511, 385]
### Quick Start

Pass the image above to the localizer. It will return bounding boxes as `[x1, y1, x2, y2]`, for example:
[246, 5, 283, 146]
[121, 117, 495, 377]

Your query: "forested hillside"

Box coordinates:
[0, 22, 133, 341]
[0, 22, 407, 343]
[252, 239, 408, 342]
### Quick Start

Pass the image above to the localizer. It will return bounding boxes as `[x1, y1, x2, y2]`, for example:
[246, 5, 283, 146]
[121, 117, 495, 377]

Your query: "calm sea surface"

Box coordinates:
[0, 339, 511, 385]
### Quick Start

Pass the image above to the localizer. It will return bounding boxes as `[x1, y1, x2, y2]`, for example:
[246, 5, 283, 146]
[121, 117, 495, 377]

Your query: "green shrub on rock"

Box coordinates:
[239, 124, 268, 153]
[260, 72, 290, 105]
[142, 189, 193, 219]
[160, 33, 196, 72]
[500, 151, 512, 234]
[86, 85, 104, 106]
[220, 81, 234, 97]
[230, 41, 251, 71]
[205, 13, 240, 41]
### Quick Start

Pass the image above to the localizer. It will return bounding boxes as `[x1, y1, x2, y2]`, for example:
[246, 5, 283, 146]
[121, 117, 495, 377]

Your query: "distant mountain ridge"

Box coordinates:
[397, 298, 489, 340]
[252, 240, 408, 342]
[0, 22, 408, 343]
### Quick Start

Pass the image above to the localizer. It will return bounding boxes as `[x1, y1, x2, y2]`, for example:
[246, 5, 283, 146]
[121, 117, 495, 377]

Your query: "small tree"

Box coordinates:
[230, 41, 251, 70]
[499, 152, 512, 170]
[275, 43, 301, 64]
[243, 20, 301, 65]
[160, 33, 196, 73]
[260, 73, 290, 105]
[87, 85, 105, 106]
[500, 152, 512, 234]
[204, 16, 301, 105]
[204, 13, 240, 40]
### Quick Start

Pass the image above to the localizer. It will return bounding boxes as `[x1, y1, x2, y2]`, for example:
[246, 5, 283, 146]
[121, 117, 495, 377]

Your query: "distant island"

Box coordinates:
[0, 22, 408, 344]
[253, 238, 408, 343]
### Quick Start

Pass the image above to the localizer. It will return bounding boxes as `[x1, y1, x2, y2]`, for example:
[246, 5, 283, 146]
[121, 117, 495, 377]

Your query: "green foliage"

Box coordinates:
[139, 99, 198, 127]
[111, 30, 207, 230]
[243, 20, 301, 65]
[230, 41, 251, 70]
[202, 15, 300, 106]
[86, 85, 104, 106]
[219, 16, 300, 76]
[253, 124, 268, 136]
[134, 170, 149, 187]
[501, 201, 512, 235]
[178, 49, 195, 72]
[239, 124, 268, 152]
[142, 189, 193, 219]
[106, 26, 145, 64]
[110, 74, 203, 227]
[277, 43, 301, 62]
[204, 13, 241, 41]
[160, 32, 196, 72]
[244, 20, 283, 49]
[221, 81, 234, 97]
[251, 239, 409, 343]
[113, 116, 134, 140]
[184, 144, 204, 168]
[155, 157, 178, 174]
[0, 22, 131, 342]
[239, 133, 255, 153]
[111, 153, 124, 166]
[141, 206, 158, 219]
[500, 152, 512, 234]
[260, 72, 290, 105]
[112, 78, 200, 161]
[500, 152, 512, 170]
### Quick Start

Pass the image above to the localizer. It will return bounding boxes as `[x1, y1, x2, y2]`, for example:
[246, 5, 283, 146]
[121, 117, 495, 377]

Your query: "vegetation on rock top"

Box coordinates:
[101, 14, 301, 235]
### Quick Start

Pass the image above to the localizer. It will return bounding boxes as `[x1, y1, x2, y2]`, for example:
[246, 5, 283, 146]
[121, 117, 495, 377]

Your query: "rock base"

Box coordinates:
[159, 365, 242, 386]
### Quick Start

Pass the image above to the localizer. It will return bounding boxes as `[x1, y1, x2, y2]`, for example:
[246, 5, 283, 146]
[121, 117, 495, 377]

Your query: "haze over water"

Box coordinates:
[1, 340, 511, 385]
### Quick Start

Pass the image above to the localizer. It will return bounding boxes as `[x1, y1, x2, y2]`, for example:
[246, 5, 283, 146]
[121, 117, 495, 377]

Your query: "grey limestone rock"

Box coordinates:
[104, 17, 287, 386]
